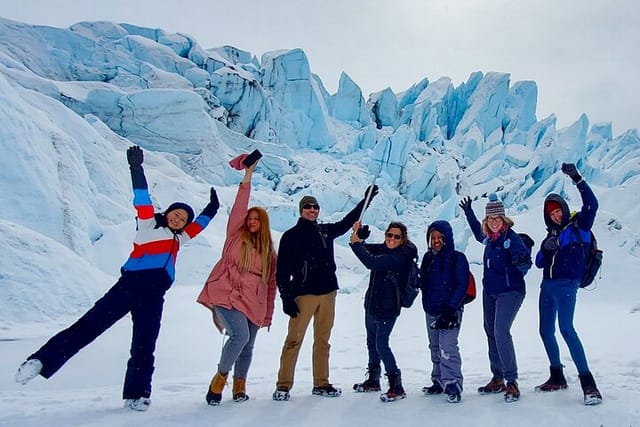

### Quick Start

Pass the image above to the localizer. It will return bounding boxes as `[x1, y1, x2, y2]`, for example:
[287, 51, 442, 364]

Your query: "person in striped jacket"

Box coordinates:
[15, 145, 219, 411]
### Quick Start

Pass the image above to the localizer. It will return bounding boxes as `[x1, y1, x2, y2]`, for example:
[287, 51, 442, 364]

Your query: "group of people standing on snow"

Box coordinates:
[15, 146, 603, 411]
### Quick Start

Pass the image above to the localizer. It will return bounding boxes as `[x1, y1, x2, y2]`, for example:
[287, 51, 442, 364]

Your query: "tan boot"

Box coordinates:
[206, 372, 228, 406]
[232, 377, 249, 402]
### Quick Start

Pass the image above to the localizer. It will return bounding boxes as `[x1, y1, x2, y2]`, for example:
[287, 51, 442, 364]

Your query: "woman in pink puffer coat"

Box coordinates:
[198, 157, 276, 406]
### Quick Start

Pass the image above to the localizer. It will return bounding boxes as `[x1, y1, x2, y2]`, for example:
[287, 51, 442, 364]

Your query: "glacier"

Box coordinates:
[1, 17, 640, 328]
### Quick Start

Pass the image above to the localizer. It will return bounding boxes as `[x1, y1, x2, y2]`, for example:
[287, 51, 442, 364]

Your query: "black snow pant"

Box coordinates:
[29, 268, 171, 399]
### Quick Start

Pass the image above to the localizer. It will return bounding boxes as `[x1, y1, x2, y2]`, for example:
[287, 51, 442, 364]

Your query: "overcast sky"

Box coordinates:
[2, 0, 638, 133]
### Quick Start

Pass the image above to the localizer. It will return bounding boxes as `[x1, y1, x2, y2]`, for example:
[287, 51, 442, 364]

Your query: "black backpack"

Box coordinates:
[571, 219, 603, 288]
[400, 260, 420, 308]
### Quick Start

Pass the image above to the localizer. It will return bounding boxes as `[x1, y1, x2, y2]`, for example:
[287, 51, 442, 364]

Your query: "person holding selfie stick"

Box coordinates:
[272, 185, 379, 401]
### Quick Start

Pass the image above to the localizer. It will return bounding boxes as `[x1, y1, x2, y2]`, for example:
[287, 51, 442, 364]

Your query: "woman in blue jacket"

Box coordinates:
[419, 220, 469, 404]
[350, 220, 417, 402]
[534, 163, 602, 406]
[459, 193, 532, 403]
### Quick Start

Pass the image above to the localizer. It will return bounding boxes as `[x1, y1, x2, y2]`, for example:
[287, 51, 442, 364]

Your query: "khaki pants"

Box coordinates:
[276, 290, 337, 390]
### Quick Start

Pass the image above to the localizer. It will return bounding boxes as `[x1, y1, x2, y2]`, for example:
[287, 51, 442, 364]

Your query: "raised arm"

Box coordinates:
[459, 196, 485, 242]
[127, 146, 154, 221]
[183, 187, 219, 239]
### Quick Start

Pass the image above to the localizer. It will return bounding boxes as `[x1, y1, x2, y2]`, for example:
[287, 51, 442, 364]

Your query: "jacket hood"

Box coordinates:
[543, 193, 570, 229]
[427, 220, 455, 254]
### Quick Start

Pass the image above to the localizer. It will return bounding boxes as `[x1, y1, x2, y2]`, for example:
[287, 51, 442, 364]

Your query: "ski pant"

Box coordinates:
[214, 306, 259, 378]
[538, 279, 590, 375]
[365, 311, 398, 375]
[482, 289, 524, 383]
[29, 269, 171, 399]
[276, 290, 336, 390]
[426, 311, 464, 392]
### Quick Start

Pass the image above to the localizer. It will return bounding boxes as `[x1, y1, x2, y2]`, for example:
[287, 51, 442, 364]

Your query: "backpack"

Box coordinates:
[453, 252, 476, 305]
[399, 260, 420, 308]
[570, 218, 603, 288]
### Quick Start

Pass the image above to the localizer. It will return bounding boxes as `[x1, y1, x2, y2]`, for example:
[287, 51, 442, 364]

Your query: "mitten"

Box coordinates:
[561, 163, 582, 184]
[458, 196, 472, 213]
[282, 297, 299, 318]
[357, 225, 371, 240]
[126, 146, 144, 170]
[542, 236, 559, 252]
[201, 187, 219, 219]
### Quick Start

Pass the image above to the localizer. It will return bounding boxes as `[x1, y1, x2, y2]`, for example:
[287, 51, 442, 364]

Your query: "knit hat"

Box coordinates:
[485, 193, 505, 217]
[299, 195, 319, 214]
[545, 200, 562, 215]
[165, 202, 195, 226]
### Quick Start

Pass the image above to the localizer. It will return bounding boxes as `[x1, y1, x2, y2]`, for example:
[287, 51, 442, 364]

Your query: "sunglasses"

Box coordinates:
[302, 204, 320, 210]
[385, 232, 403, 240]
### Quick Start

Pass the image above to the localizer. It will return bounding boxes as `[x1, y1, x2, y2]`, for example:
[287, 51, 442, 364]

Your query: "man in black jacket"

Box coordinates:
[272, 186, 378, 401]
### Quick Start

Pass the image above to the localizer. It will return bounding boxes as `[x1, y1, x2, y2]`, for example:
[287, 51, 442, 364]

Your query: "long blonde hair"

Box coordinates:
[239, 206, 274, 282]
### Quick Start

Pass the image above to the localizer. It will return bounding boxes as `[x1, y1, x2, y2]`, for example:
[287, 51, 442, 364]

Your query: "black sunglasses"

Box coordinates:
[385, 232, 403, 240]
[302, 204, 320, 210]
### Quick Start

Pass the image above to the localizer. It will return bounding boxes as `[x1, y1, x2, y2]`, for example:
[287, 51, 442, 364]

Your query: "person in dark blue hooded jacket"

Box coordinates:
[419, 220, 469, 404]
[534, 163, 602, 406]
[459, 193, 532, 403]
[350, 220, 417, 402]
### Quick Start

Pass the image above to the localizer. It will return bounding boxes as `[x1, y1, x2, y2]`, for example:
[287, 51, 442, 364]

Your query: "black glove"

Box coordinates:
[201, 187, 219, 219]
[357, 225, 371, 240]
[363, 185, 379, 208]
[431, 308, 460, 330]
[458, 196, 472, 213]
[561, 163, 582, 183]
[127, 146, 144, 169]
[542, 236, 559, 251]
[282, 298, 299, 318]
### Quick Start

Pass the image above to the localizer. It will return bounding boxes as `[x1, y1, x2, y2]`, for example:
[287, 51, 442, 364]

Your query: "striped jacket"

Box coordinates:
[121, 171, 213, 281]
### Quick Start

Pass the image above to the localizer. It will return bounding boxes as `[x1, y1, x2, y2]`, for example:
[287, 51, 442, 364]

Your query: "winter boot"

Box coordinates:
[579, 372, 603, 406]
[232, 377, 249, 402]
[206, 371, 228, 406]
[445, 383, 461, 403]
[353, 364, 381, 392]
[272, 386, 291, 401]
[422, 381, 444, 395]
[477, 377, 507, 394]
[15, 359, 43, 385]
[535, 365, 568, 392]
[312, 384, 342, 397]
[380, 370, 406, 402]
[124, 397, 152, 411]
[504, 381, 520, 403]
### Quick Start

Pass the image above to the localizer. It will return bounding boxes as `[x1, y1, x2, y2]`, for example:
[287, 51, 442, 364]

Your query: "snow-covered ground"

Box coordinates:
[1, 211, 639, 426]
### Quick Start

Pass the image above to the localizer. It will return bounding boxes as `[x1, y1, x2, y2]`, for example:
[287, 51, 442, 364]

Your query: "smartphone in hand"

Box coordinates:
[242, 149, 263, 168]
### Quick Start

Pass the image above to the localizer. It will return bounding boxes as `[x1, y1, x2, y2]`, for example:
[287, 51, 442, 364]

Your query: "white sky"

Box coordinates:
[1, 0, 639, 133]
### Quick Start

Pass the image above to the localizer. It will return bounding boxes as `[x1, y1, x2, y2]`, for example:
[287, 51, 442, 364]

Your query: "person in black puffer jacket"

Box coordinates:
[273, 186, 378, 401]
[350, 220, 417, 402]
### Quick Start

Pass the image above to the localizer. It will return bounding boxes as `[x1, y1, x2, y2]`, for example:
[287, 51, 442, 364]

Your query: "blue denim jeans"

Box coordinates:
[538, 279, 590, 375]
[214, 306, 259, 378]
[365, 311, 399, 374]
[482, 290, 524, 383]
